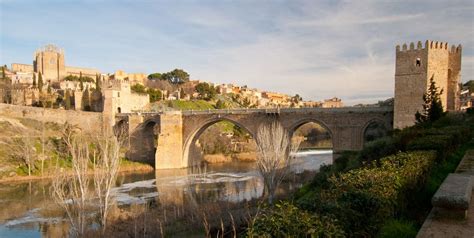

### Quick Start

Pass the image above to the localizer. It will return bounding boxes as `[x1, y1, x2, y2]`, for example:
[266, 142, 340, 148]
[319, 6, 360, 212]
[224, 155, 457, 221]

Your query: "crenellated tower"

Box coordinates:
[394, 40, 462, 129]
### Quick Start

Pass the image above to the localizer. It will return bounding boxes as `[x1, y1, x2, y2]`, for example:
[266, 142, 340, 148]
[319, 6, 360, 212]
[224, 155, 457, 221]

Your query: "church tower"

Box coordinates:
[33, 44, 66, 83]
[394, 40, 462, 129]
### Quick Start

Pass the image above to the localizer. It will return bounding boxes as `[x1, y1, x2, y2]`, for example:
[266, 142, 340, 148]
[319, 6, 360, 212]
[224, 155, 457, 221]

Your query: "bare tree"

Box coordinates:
[52, 123, 124, 236]
[8, 129, 38, 176]
[52, 125, 91, 237]
[93, 127, 123, 232]
[255, 121, 300, 204]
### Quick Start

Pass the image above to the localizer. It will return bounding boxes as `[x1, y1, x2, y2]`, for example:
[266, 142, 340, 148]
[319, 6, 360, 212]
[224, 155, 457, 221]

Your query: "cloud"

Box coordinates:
[1, 0, 473, 105]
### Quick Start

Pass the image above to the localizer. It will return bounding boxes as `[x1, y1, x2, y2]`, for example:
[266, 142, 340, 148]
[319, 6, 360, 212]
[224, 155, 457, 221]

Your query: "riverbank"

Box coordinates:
[0, 160, 153, 184]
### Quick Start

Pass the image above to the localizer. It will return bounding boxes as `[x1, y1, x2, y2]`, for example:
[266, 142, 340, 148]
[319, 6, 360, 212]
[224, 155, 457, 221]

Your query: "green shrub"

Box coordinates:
[406, 135, 452, 159]
[358, 137, 399, 163]
[378, 219, 417, 238]
[300, 151, 436, 236]
[248, 201, 345, 238]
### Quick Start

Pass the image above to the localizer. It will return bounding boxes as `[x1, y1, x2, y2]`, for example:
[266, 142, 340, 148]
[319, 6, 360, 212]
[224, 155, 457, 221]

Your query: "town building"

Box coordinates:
[460, 88, 473, 111]
[321, 97, 343, 108]
[110, 70, 147, 85]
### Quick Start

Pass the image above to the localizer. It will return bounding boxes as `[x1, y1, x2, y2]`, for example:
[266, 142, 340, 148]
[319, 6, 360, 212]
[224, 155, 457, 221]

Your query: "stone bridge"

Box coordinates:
[115, 107, 393, 169]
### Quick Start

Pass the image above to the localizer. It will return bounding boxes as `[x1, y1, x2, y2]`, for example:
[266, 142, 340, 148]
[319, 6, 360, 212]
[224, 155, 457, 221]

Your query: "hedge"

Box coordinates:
[247, 201, 345, 238]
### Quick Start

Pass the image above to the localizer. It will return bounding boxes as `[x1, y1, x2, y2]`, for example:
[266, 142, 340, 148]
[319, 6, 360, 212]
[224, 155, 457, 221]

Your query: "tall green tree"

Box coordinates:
[47, 84, 52, 94]
[95, 74, 101, 91]
[32, 74, 37, 88]
[38, 72, 44, 92]
[1, 66, 5, 80]
[65, 90, 72, 110]
[82, 86, 91, 111]
[415, 77, 445, 124]
[79, 72, 84, 91]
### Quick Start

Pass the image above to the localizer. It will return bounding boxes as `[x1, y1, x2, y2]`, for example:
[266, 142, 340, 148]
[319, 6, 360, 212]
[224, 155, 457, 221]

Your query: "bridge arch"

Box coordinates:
[289, 118, 333, 141]
[183, 117, 257, 167]
[361, 117, 391, 145]
[126, 118, 161, 166]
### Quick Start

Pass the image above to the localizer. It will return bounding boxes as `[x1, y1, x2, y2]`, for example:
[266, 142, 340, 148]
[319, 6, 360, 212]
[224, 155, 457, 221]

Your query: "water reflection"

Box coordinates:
[0, 150, 332, 237]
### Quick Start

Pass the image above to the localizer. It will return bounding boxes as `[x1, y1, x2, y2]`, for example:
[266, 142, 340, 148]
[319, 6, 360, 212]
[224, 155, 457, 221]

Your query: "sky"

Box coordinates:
[1, 0, 473, 105]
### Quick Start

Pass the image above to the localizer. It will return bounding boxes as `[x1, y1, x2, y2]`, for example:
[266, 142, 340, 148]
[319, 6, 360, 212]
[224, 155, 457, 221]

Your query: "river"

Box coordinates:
[0, 150, 332, 237]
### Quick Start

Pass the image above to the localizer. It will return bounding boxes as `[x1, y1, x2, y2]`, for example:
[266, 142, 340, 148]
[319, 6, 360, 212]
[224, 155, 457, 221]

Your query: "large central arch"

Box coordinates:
[182, 117, 257, 167]
[289, 118, 334, 151]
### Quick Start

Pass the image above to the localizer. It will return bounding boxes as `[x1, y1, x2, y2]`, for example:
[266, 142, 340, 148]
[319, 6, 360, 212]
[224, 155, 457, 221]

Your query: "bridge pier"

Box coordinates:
[155, 112, 188, 169]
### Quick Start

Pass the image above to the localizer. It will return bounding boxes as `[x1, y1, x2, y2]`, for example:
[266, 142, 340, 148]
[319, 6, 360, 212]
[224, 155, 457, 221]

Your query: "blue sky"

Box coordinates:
[1, 0, 473, 104]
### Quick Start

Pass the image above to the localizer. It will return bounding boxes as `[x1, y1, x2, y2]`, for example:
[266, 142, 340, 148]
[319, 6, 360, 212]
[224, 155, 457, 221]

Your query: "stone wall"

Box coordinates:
[0, 103, 103, 132]
[11, 63, 34, 73]
[394, 40, 462, 129]
[65, 66, 100, 78]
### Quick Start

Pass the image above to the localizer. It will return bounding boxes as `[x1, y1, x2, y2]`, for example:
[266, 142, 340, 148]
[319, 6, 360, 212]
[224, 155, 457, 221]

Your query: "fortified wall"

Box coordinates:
[394, 40, 462, 129]
[0, 103, 103, 132]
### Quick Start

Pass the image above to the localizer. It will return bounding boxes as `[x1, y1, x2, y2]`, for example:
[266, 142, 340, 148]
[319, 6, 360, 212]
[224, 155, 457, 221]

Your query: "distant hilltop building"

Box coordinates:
[11, 44, 100, 83]
[321, 97, 343, 108]
[110, 70, 147, 85]
[394, 40, 462, 129]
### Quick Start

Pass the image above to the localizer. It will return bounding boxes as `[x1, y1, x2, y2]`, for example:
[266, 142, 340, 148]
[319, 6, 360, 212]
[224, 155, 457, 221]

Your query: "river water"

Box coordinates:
[0, 150, 332, 237]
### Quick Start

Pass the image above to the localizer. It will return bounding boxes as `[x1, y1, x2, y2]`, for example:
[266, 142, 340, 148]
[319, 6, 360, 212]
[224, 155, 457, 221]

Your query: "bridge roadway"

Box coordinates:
[115, 106, 394, 169]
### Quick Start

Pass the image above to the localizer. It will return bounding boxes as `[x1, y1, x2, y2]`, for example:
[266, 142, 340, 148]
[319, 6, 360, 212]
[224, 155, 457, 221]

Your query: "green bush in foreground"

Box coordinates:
[293, 151, 437, 236]
[248, 201, 345, 238]
[377, 219, 417, 238]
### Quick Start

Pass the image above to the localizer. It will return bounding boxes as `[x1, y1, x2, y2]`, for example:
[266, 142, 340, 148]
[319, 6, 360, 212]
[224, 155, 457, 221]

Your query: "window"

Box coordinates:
[117, 107, 121, 113]
[416, 58, 421, 67]
[117, 92, 120, 97]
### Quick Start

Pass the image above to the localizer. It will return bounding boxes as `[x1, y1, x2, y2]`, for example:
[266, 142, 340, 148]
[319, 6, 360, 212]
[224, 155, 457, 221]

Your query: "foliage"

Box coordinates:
[377, 219, 417, 238]
[64, 75, 95, 83]
[215, 99, 227, 109]
[294, 151, 437, 236]
[195, 82, 217, 101]
[415, 77, 444, 124]
[165, 100, 214, 110]
[32, 73, 37, 88]
[147, 72, 162, 80]
[65, 90, 72, 110]
[147, 88, 162, 102]
[82, 87, 91, 111]
[248, 202, 345, 238]
[162, 69, 189, 84]
[95, 74, 101, 90]
[131, 84, 147, 93]
[358, 137, 398, 164]
[38, 72, 43, 92]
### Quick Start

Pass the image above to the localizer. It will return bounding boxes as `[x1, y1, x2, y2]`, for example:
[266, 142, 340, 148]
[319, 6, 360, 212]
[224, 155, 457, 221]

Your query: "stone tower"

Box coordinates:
[33, 44, 66, 83]
[394, 40, 462, 129]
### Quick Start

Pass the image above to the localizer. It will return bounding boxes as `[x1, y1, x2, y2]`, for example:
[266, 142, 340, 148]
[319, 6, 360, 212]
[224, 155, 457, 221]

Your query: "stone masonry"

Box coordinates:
[119, 107, 393, 169]
[394, 40, 462, 129]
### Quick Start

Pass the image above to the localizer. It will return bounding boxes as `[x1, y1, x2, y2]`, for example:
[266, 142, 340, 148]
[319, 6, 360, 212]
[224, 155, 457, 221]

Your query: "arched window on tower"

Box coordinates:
[416, 58, 421, 67]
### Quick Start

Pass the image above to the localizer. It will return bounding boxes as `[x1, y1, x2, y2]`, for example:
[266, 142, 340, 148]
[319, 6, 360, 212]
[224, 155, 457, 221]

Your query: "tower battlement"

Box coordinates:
[396, 40, 462, 53]
[394, 40, 462, 129]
